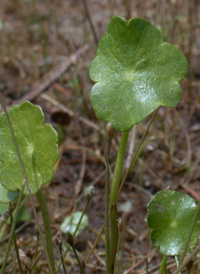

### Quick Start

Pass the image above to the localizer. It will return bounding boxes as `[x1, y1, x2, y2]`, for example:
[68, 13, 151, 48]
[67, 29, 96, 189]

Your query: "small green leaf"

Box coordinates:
[0, 183, 19, 204]
[0, 101, 58, 195]
[60, 211, 88, 236]
[147, 190, 200, 256]
[89, 16, 188, 131]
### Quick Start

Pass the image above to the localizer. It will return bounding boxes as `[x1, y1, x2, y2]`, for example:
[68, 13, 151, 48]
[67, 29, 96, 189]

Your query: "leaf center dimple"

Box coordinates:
[27, 143, 34, 155]
[123, 70, 136, 82]
[170, 220, 177, 228]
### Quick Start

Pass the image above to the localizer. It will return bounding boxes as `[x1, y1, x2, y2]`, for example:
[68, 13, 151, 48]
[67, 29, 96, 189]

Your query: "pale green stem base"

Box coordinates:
[159, 255, 167, 274]
[175, 256, 181, 274]
[109, 130, 129, 271]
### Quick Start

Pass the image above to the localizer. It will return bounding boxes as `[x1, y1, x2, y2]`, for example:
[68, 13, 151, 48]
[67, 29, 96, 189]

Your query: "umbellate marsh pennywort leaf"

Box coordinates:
[0, 183, 19, 204]
[147, 190, 200, 256]
[60, 211, 88, 236]
[89, 16, 188, 131]
[0, 101, 58, 195]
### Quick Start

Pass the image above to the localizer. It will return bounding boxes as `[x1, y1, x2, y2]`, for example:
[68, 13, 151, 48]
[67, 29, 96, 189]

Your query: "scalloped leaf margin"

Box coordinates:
[89, 16, 188, 131]
[0, 101, 58, 195]
[147, 190, 200, 256]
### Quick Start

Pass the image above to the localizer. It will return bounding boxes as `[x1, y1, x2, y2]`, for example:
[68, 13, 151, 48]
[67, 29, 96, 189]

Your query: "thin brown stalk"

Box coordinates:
[85, 221, 105, 265]
[9, 203, 24, 274]
[81, 0, 98, 46]
[28, 253, 42, 274]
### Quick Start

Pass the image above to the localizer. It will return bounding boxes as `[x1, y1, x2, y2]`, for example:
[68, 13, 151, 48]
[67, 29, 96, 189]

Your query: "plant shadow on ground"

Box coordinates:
[0, 0, 200, 273]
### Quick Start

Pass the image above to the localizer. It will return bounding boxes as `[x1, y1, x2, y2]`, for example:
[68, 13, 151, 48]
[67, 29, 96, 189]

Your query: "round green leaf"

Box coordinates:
[0, 183, 19, 204]
[89, 16, 188, 131]
[0, 203, 8, 215]
[147, 190, 200, 256]
[0, 101, 58, 195]
[60, 211, 88, 236]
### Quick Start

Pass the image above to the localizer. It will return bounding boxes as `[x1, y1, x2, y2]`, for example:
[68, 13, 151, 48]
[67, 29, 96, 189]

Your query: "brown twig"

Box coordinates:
[16, 44, 90, 104]
[85, 221, 105, 265]
[182, 184, 200, 201]
[87, 241, 106, 267]
[123, 249, 156, 274]
[41, 93, 103, 134]
[27, 253, 42, 274]
[81, 0, 98, 46]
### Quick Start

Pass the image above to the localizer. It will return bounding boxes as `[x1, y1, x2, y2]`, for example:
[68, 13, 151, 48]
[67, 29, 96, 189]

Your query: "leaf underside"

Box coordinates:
[89, 16, 188, 131]
[147, 190, 200, 256]
[0, 101, 58, 195]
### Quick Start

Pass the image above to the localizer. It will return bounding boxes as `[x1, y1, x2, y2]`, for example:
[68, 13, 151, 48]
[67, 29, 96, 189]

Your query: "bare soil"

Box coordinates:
[0, 0, 200, 273]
